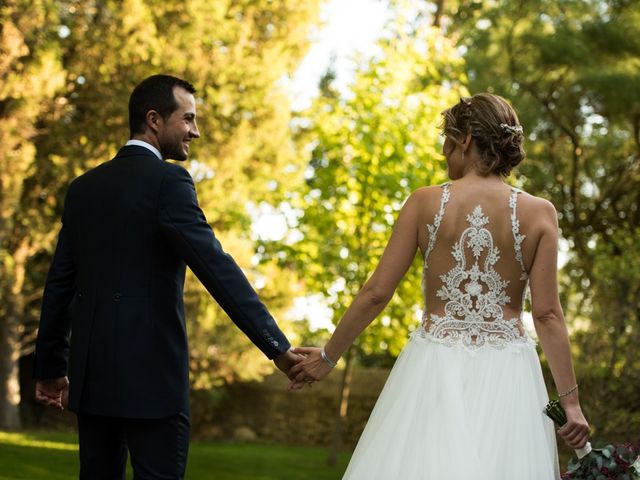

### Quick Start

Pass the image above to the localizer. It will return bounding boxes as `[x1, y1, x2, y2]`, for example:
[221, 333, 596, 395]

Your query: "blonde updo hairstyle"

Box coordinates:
[441, 93, 525, 176]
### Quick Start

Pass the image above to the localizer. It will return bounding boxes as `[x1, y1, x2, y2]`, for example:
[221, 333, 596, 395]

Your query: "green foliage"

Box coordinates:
[562, 443, 640, 480]
[5, 0, 639, 447]
[264, 12, 467, 362]
[0, 0, 67, 428]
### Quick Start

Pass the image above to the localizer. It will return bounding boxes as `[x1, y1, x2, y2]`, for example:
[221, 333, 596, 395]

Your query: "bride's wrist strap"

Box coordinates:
[559, 384, 579, 398]
[321, 348, 337, 368]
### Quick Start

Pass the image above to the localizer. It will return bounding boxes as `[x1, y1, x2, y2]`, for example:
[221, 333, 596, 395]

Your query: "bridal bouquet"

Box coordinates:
[545, 400, 640, 480]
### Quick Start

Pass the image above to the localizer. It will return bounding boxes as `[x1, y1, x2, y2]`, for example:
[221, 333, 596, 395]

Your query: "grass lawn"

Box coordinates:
[0, 430, 350, 480]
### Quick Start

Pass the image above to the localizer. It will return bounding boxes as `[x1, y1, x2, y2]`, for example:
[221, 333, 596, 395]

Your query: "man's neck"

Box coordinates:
[126, 136, 163, 160]
[131, 133, 161, 151]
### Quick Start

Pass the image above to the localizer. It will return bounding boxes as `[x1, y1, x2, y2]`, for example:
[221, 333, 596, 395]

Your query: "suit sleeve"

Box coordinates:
[34, 195, 76, 379]
[158, 166, 291, 359]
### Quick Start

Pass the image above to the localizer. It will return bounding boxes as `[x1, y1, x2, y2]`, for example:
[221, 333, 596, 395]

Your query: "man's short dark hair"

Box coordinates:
[128, 74, 196, 137]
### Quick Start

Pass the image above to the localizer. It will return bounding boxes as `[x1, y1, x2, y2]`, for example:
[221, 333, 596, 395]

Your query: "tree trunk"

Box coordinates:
[326, 344, 354, 466]
[0, 239, 31, 430]
[0, 314, 21, 430]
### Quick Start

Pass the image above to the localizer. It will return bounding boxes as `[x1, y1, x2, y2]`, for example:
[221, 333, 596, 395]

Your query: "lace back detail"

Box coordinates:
[424, 183, 451, 267]
[509, 188, 528, 280]
[415, 186, 532, 352]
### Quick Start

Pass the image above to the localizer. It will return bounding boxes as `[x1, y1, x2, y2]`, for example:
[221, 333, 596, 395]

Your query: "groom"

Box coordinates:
[33, 74, 301, 479]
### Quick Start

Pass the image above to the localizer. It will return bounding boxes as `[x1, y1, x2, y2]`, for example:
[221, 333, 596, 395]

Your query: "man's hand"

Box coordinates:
[274, 349, 306, 381]
[35, 377, 69, 411]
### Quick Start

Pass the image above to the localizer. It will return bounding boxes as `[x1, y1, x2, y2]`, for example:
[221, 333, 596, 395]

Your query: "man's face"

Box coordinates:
[157, 87, 200, 161]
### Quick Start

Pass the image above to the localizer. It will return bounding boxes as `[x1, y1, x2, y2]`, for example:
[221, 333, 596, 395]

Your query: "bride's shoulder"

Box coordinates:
[401, 185, 449, 219]
[514, 190, 558, 229]
[515, 190, 556, 212]
[408, 184, 449, 201]
[402, 185, 443, 218]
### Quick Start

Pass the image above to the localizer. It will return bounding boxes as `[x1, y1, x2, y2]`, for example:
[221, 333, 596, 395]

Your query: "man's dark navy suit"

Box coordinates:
[34, 145, 290, 474]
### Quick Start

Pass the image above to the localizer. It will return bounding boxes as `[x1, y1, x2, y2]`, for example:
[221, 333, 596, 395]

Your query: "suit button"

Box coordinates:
[77, 293, 83, 299]
[113, 293, 122, 302]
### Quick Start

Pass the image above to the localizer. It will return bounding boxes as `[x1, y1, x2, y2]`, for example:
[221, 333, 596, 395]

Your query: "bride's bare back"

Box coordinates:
[354, 175, 558, 349]
[412, 178, 553, 349]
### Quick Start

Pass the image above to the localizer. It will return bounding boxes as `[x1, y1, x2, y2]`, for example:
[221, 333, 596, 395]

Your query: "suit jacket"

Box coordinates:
[34, 145, 290, 418]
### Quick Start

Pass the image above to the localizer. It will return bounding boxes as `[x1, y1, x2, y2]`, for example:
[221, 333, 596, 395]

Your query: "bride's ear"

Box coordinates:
[461, 133, 473, 152]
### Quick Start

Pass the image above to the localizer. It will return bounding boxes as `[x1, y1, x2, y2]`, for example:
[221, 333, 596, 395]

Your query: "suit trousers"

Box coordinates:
[77, 411, 190, 480]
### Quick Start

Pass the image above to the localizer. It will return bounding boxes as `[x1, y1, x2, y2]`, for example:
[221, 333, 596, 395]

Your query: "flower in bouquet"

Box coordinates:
[544, 400, 640, 480]
[561, 443, 640, 480]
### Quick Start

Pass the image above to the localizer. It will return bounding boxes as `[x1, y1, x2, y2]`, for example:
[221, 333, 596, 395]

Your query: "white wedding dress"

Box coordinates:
[342, 183, 560, 480]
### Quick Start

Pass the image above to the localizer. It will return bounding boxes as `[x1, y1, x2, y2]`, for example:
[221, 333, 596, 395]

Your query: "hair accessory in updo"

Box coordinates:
[500, 123, 523, 134]
[441, 93, 526, 176]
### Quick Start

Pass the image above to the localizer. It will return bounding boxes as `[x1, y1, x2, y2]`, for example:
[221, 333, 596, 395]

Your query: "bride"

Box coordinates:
[289, 93, 590, 479]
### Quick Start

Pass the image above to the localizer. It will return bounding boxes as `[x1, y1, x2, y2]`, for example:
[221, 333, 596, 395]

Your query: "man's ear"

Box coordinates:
[145, 110, 162, 134]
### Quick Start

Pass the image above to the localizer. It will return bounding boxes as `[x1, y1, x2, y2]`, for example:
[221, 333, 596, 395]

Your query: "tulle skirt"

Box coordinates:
[342, 334, 560, 480]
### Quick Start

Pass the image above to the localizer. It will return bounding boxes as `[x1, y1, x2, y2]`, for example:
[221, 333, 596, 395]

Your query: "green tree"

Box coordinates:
[0, 0, 65, 429]
[265, 11, 466, 462]
[442, 0, 640, 438]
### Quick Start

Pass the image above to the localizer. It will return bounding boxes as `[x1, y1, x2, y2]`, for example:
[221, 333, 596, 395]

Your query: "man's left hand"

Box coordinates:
[35, 377, 69, 411]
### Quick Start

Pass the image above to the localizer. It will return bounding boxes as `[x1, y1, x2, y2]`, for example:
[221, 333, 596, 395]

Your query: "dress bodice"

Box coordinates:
[414, 183, 534, 351]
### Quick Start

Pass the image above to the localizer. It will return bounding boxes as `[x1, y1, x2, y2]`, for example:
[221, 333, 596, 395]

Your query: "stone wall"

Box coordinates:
[191, 366, 391, 448]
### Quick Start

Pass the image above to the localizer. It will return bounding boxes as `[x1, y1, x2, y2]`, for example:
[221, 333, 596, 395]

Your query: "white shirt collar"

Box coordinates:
[125, 139, 163, 160]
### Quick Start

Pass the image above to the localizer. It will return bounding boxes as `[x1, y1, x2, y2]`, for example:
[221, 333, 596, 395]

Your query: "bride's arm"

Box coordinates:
[289, 191, 423, 385]
[528, 199, 590, 449]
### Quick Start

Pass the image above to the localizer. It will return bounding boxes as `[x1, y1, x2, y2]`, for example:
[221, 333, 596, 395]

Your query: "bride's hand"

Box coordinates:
[557, 403, 590, 450]
[287, 347, 334, 390]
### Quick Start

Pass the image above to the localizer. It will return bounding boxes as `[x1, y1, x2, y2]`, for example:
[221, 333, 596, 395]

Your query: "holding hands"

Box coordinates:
[274, 346, 339, 390]
[287, 347, 337, 390]
[274, 349, 306, 379]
